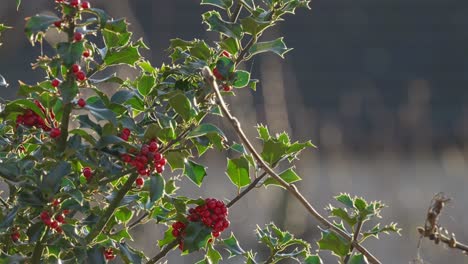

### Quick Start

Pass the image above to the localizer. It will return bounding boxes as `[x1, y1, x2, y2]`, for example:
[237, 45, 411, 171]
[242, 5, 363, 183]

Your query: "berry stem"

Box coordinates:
[202, 66, 382, 264]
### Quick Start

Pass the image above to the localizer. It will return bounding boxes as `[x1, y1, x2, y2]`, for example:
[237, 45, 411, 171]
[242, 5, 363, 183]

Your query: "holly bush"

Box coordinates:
[0, 0, 400, 263]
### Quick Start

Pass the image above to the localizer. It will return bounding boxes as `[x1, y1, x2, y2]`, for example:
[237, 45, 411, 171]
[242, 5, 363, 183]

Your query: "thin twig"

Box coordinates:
[344, 219, 364, 263]
[31, 227, 49, 264]
[146, 239, 180, 264]
[201, 66, 381, 264]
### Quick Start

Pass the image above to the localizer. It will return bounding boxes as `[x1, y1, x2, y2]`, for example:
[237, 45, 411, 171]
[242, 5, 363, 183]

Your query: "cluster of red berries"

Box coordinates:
[103, 248, 115, 261]
[172, 198, 230, 250]
[55, 0, 90, 9]
[72, 63, 86, 81]
[39, 199, 69, 233]
[16, 101, 61, 138]
[82, 167, 93, 182]
[119, 129, 167, 186]
[212, 51, 233, 92]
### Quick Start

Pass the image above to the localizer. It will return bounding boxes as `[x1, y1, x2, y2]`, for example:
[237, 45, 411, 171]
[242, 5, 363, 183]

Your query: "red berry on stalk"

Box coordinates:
[53, 20, 62, 28]
[55, 226, 63, 233]
[83, 50, 91, 58]
[72, 64, 81, 73]
[77, 98, 86, 108]
[221, 50, 231, 57]
[55, 214, 65, 223]
[11, 231, 20, 242]
[50, 221, 59, 229]
[70, 0, 80, 7]
[76, 71, 86, 81]
[73, 32, 83, 42]
[223, 84, 232, 92]
[156, 164, 164, 174]
[135, 177, 144, 187]
[51, 79, 61, 87]
[52, 199, 61, 207]
[81, 1, 90, 9]
[50, 128, 61, 139]
[212, 231, 220, 238]
[82, 167, 92, 178]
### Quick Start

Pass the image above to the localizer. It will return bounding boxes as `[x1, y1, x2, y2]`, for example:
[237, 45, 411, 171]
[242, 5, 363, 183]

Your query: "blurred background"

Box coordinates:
[1, 0, 468, 263]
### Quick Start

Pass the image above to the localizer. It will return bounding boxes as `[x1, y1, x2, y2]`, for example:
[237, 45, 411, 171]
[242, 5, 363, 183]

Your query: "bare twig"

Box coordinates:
[201, 66, 382, 264]
[344, 219, 364, 263]
[146, 239, 179, 264]
[417, 193, 468, 256]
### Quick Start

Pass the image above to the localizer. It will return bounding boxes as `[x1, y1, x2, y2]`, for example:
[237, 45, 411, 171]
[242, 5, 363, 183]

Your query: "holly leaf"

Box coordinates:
[305, 255, 323, 264]
[226, 156, 251, 188]
[249, 37, 291, 58]
[222, 233, 245, 257]
[202, 11, 243, 39]
[150, 174, 165, 204]
[182, 221, 212, 253]
[201, 0, 233, 9]
[263, 168, 301, 187]
[25, 15, 59, 45]
[349, 254, 369, 264]
[57, 42, 85, 67]
[317, 230, 350, 258]
[233, 70, 250, 88]
[184, 160, 207, 187]
[104, 45, 141, 66]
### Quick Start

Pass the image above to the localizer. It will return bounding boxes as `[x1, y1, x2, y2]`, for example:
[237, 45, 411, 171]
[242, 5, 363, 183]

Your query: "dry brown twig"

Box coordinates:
[417, 192, 468, 257]
[201, 66, 382, 264]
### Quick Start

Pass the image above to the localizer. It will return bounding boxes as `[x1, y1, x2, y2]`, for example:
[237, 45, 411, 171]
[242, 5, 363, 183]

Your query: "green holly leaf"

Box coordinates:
[168, 92, 196, 121]
[219, 37, 240, 56]
[102, 29, 131, 49]
[222, 233, 245, 257]
[111, 90, 136, 104]
[114, 207, 133, 225]
[305, 255, 323, 264]
[0, 206, 19, 230]
[263, 168, 301, 187]
[184, 160, 207, 187]
[118, 242, 144, 264]
[206, 244, 223, 264]
[201, 0, 233, 9]
[182, 221, 212, 253]
[226, 156, 251, 188]
[233, 70, 250, 88]
[215, 57, 235, 79]
[150, 174, 165, 203]
[335, 193, 354, 208]
[240, 17, 272, 36]
[25, 15, 59, 45]
[41, 161, 71, 194]
[137, 74, 156, 96]
[202, 11, 243, 39]
[317, 230, 350, 258]
[57, 42, 85, 67]
[86, 105, 118, 126]
[349, 254, 369, 264]
[249, 37, 291, 58]
[187, 124, 226, 139]
[104, 45, 141, 66]
[328, 206, 357, 227]
[86, 246, 106, 264]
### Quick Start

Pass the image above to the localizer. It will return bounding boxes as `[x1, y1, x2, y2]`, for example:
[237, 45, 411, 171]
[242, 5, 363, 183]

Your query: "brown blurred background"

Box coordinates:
[1, 0, 468, 263]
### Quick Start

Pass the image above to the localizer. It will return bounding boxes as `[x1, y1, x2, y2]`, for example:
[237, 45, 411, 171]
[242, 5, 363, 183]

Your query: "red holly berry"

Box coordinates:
[104, 248, 115, 260]
[70, 0, 80, 7]
[51, 79, 61, 87]
[156, 164, 164, 174]
[53, 20, 62, 28]
[81, 1, 90, 9]
[55, 214, 65, 223]
[50, 128, 61, 139]
[11, 231, 20, 242]
[50, 221, 59, 229]
[40, 211, 50, 221]
[135, 177, 144, 187]
[73, 32, 83, 42]
[77, 98, 86, 107]
[83, 50, 91, 58]
[82, 167, 92, 179]
[221, 50, 231, 57]
[52, 199, 61, 207]
[223, 84, 232, 92]
[55, 226, 63, 233]
[158, 158, 167, 166]
[212, 231, 220, 238]
[76, 71, 86, 81]
[149, 141, 159, 152]
[212, 68, 224, 80]
[62, 209, 70, 215]
[72, 64, 81, 73]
